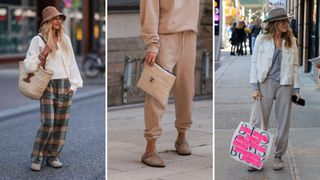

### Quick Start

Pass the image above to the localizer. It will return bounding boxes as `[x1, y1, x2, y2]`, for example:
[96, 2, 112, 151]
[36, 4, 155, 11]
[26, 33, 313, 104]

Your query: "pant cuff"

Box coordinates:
[176, 127, 189, 133]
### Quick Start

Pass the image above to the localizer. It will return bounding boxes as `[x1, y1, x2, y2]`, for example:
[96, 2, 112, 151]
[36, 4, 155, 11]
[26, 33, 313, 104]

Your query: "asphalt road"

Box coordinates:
[0, 94, 105, 180]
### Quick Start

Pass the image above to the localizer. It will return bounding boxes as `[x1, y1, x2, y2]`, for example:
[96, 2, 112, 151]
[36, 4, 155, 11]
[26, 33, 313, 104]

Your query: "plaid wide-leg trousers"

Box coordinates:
[31, 79, 73, 160]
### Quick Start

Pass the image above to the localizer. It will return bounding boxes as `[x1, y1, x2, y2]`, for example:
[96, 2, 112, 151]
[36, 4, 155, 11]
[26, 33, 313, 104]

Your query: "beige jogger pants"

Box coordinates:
[144, 31, 197, 140]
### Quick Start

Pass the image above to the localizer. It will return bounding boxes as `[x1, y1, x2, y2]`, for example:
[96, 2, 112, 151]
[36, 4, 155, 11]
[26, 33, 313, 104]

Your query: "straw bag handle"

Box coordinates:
[37, 34, 48, 69]
[23, 35, 48, 83]
[249, 100, 266, 130]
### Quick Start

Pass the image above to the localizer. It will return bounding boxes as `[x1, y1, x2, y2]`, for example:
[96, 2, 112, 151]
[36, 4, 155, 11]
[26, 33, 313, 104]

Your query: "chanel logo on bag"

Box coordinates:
[149, 77, 154, 83]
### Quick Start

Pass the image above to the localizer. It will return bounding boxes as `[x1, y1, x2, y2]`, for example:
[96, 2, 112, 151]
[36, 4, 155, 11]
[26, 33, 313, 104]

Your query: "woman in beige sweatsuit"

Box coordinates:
[140, 0, 199, 167]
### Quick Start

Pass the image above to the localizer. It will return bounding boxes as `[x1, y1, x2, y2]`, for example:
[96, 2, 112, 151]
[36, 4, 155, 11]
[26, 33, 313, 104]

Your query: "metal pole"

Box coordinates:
[235, 0, 239, 23]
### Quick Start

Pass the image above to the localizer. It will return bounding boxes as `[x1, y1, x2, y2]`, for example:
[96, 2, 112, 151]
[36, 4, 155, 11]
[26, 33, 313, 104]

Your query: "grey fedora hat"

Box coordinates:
[263, 8, 288, 23]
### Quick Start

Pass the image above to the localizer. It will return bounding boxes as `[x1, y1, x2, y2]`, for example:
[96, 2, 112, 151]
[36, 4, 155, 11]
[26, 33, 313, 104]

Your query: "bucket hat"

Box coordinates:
[41, 6, 66, 26]
[263, 8, 288, 23]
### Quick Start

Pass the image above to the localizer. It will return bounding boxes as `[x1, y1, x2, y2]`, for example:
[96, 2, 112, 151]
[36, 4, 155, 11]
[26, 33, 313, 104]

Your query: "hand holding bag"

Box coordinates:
[137, 62, 176, 106]
[18, 35, 53, 100]
[229, 100, 273, 170]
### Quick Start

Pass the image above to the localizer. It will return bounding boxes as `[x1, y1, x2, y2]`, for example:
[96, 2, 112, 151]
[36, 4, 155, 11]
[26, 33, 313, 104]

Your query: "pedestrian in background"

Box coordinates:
[289, 18, 298, 38]
[250, 8, 300, 171]
[140, 0, 199, 167]
[24, 6, 83, 171]
[244, 23, 251, 55]
[235, 21, 246, 56]
[229, 22, 237, 55]
[247, 20, 254, 55]
[251, 18, 262, 52]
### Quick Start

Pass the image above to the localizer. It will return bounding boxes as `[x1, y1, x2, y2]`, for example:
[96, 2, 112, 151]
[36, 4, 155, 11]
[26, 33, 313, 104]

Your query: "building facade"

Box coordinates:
[0, 0, 105, 63]
[287, 0, 320, 86]
[0, 0, 37, 62]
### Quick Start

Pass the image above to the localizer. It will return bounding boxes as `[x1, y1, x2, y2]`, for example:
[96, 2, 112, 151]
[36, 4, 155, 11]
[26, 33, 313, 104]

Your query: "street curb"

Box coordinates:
[287, 146, 301, 180]
[0, 88, 105, 121]
[215, 55, 235, 83]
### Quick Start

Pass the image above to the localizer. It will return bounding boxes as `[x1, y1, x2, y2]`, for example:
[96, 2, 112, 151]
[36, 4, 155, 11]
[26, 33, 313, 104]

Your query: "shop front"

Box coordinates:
[0, 0, 37, 61]
[290, 0, 320, 86]
[0, 0, 105, 63]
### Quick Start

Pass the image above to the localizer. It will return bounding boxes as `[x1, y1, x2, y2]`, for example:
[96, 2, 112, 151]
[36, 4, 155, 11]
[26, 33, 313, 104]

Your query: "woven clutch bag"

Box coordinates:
[137, 63, 176, 106]
[18, 61, 53, 100]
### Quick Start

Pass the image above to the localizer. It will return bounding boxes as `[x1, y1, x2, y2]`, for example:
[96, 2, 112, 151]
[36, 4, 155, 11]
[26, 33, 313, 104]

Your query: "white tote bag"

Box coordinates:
[229, 100, 273, 170]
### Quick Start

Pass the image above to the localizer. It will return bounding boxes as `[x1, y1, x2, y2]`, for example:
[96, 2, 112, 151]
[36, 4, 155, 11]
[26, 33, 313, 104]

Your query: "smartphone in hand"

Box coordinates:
[292, 95, 305, 106]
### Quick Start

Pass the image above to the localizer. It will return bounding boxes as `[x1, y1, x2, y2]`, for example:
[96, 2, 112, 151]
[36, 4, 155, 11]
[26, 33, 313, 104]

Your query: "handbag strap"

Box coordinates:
[22, 34, 47, 83]
[37, 34, 48, 69]
[249, 99, 266, 130]
[38, 34, 69, 79]
[38, 34, 47, 44]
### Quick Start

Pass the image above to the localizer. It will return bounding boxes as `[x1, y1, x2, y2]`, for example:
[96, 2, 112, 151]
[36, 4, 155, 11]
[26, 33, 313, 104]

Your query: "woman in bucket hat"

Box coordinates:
[24, 6, 83, 171]
[249, 8, 300, 171]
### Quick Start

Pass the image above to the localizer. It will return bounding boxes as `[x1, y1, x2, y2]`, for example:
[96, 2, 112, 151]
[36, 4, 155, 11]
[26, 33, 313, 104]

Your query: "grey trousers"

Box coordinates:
[259, 78, 292, 158]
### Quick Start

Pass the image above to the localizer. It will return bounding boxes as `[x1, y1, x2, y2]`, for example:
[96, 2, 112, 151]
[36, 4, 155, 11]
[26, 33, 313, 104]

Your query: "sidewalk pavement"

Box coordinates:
[0, 63, 105, 120]
[108, 99, 213, 180]
[215, 48, 320, 180]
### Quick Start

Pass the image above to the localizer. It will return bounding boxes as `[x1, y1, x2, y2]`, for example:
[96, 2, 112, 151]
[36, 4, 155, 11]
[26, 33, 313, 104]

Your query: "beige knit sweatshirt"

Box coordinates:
[140, 0, 199, 54]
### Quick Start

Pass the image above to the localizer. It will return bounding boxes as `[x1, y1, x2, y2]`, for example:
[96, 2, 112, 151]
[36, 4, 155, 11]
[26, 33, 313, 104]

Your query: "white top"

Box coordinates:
[24, 34, 83, 92]
[47, 48, 68, 79]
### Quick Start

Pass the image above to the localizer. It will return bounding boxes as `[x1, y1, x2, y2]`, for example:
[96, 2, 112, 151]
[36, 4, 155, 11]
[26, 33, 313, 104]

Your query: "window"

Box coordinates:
[108, 0, 139, 13]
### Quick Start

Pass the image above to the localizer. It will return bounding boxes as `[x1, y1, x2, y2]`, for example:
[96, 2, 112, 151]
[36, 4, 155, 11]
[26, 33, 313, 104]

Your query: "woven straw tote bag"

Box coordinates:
[18, 61, 53, 100]
[18, 34, 53, 100]
[137, 63, 176, 106]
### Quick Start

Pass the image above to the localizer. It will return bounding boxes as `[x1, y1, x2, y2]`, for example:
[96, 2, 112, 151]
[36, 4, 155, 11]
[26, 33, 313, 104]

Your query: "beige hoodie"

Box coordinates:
[140, 0, 199, 54]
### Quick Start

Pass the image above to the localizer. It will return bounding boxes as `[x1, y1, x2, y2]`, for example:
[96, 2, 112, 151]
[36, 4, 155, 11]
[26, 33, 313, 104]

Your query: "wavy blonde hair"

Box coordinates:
[263, 20, 295, 48]
[39, 18, 69, 55]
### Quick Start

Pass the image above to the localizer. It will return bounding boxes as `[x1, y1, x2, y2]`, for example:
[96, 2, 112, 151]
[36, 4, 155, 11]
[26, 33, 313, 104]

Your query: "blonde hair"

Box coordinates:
[263, 20, 295, 48]
[39, 19, 69, 55]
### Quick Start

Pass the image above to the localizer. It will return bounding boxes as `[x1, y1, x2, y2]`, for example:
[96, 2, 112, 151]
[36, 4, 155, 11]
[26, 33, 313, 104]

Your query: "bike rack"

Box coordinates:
[201, 49, 212, 94]
[123, 55, 143, 104]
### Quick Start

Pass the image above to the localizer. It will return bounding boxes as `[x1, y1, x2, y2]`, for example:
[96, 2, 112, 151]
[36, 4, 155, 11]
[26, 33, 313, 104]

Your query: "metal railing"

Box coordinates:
[122, 55, 143, 104]
[201, 49, 212, 95]
[122, 50, 212, 104]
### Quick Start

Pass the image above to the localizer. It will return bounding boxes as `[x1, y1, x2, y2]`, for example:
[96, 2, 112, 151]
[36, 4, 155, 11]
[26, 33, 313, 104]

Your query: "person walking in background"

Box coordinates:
[250, 18, 262, 51]
[249, 8, 300, 171]
[24, 6, 83, 171]
[244, 23, 251, 55]
[226, 23, 233, 40]
[247, 20, 254, 55]
[140, 0, 199, 167]
[235, 21, 246, 56]
[289, 18, 298, 38]
[230, 22, 237, 55]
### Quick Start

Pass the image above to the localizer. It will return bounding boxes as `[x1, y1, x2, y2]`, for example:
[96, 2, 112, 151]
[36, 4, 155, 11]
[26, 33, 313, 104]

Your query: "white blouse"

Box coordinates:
[24, 34, 83, 93]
